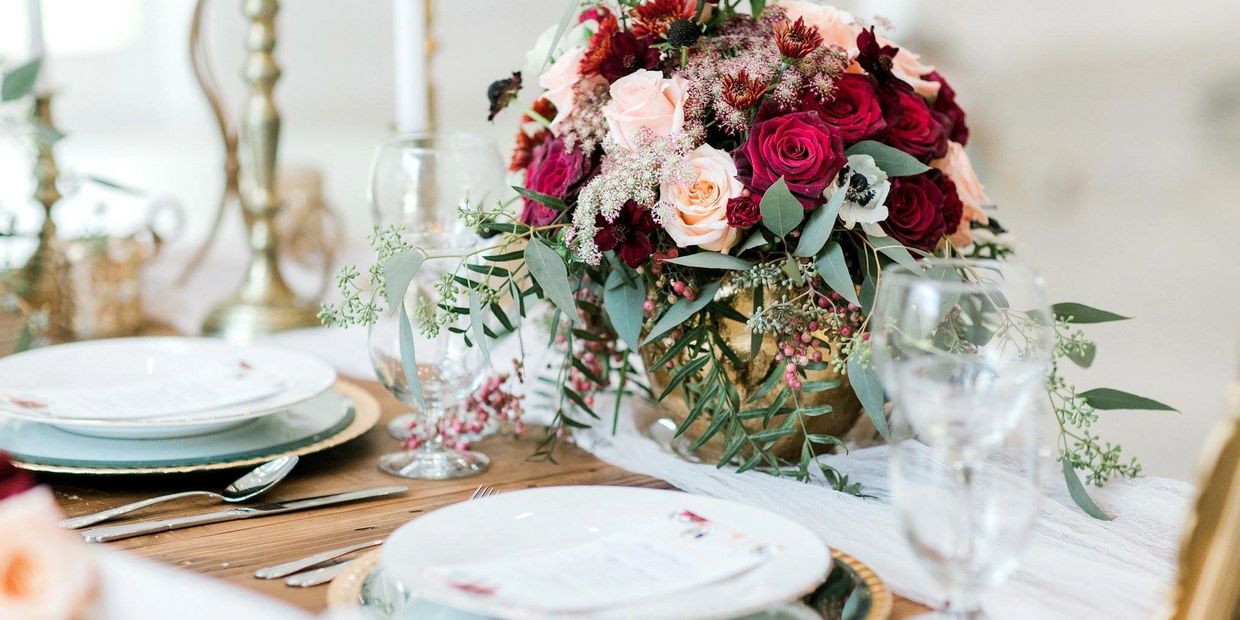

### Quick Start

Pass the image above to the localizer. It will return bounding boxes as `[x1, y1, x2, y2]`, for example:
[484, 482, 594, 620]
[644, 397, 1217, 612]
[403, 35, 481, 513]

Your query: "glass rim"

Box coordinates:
[879, 257, 1044, 290]
[377, 130, 496, 152]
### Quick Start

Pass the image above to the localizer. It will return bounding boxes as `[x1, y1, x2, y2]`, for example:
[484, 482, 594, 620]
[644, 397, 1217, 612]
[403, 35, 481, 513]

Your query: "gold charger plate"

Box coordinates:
[10, 380, 378, 475]
[327, 547, 892, 620]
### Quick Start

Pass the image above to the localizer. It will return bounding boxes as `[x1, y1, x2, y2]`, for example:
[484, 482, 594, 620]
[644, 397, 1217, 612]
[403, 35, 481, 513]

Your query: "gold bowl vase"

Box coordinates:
[642, 282, 864, 463]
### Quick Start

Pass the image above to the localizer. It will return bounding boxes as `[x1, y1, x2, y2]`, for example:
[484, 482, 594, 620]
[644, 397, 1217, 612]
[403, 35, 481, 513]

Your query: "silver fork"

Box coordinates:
[276, 484, 499, 587]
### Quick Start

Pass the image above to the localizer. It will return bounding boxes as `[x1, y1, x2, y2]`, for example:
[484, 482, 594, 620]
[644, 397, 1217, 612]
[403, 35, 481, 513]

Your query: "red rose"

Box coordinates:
[520, 136, 594, 227]
[595, 200, 657, 268]
[0, 452, 34, 501]
[735, 111, 846, 210]
[884, 88, 950, 162]
[882, 170, 954, 252]
[924, 71, 969, 146]
[937, 171, 964, 236]
[726, 192, 761, 228]
[811, 74, 887, 144]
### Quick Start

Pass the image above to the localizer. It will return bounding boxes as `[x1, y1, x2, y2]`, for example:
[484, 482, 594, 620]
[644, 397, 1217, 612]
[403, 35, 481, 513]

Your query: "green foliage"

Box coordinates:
[603, 267, 645, 352]
[794, 187, 845, 258]
[846, 349, 889, 439]
[643, 280, 721, 345]
[1052, 303, 1131, 324]
[525, 238, 579, 323]
[1078, 388, 1175, 412]
[664, 252, 754, 270]
[814, 241, 860, 306]
[1, 59, 40, 102]
[845, 141, 930, 177]
[759, 178, 804, 238]
[1061, 457, 1113, 521]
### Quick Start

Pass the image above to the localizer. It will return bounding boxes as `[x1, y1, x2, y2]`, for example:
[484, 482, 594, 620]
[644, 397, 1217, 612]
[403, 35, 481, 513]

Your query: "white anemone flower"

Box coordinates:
[826, 154, 891, 237]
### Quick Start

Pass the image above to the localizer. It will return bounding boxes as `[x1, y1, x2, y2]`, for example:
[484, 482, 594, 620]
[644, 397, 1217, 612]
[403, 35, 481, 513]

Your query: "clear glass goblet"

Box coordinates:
[367, 131, 504, 438]
[870, 258, 1054, 618]
[370, 279, 489, 479]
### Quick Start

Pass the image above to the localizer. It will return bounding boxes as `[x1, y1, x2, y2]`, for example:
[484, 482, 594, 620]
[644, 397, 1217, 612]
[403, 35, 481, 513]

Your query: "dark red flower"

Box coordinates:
[580, 13, 621, 77]
[721, 70, 768, 110]
[726, 192, 761, 228]
[579, 6, 612, 24]
[595, 201, 657, 267]
[804, 73, 887, 144]
[855, 28, 903, 90]
[773, 17, 823, 59]
[924, 71, 969, 145]
[508, 128, 547, 172]
[734, 111, 846, 210]
[592, 32, 661, 82]
[631, 0, 695, 40]
[882, 170, 955, 252]
[520, 136, 594, 226]
[883, 88, 950, 162]
[0, 452, 34, 501]
[486, 72, 522, 122]
[937, 171, 964, 236]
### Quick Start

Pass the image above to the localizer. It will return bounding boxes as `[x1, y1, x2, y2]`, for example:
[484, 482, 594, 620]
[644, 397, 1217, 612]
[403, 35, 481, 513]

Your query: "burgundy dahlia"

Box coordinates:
[734, 111, 846, 210]
[882, 170, 956, 252]
[595, 201, 657, 267]
[520, 136, 594, 226]
[593, 32, 661, 82]
[883, 88, 950, 162]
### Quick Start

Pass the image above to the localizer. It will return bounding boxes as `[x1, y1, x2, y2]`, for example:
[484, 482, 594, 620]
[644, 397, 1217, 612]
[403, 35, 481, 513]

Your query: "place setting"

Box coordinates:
[0, 1, 1234, 619]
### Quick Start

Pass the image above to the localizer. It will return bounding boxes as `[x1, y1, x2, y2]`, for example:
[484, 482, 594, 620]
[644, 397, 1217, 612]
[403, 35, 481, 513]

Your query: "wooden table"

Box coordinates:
[46, 381, 925, 617]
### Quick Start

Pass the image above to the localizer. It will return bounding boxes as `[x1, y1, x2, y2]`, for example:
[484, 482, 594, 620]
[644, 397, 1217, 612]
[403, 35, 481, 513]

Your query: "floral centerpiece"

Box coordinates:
[323, 0, 1173, 516]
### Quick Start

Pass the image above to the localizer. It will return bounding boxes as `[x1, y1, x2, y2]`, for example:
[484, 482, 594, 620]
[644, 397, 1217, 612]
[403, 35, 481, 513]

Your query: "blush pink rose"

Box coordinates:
[0, 488, 97, 619]
[777, 1, 861, 56]
[660, 145, 743, 253]
[539, 46, 590, 130]
[602, 69, 689, 150]
[932, 141, 990, 247]
[878, 36, 942, 99]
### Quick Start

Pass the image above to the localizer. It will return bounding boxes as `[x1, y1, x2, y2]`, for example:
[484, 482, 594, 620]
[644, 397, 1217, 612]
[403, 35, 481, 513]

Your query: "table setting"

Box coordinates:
[0, 0, 1233, 619]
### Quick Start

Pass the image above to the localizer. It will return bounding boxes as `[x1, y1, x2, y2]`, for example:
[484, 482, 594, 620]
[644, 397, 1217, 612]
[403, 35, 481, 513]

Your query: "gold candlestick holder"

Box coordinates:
[202, 0, 318, 340]
[17, 94, 74, 343]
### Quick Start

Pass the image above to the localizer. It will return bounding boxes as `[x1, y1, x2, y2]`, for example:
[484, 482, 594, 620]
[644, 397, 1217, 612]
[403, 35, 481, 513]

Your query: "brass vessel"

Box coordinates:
[643, 282, 864, 462]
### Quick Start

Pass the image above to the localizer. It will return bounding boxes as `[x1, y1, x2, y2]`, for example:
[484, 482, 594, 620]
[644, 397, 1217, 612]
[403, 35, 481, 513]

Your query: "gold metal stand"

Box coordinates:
[202, 0, 318, 341]
[18, 94, 73, 343]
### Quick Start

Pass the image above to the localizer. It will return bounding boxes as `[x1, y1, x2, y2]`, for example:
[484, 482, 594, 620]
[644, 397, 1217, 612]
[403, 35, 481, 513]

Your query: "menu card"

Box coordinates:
[421, 510, 770, 614]
[2, 359, 286, 420]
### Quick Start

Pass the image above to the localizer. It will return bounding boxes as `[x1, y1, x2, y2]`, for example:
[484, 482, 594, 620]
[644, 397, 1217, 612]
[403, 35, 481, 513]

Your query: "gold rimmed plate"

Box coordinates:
[2, 380, 378, 475]
[328, 547, 892, 620]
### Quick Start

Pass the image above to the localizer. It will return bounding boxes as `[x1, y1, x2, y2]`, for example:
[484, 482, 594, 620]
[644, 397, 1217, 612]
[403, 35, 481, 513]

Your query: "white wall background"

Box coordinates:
[1, 0, 1238, 480]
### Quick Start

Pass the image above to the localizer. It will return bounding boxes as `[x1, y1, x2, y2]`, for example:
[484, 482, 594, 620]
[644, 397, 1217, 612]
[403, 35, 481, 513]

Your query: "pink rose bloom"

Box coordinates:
[660, 145, 743, 253]
[601, 69, 688, 150]
[0, 488, 96, 620]
[539, 46, 589, 130]
[878, 35, 941, 99]
[932, 141, 990, 246]
[777, 1, 861, 56]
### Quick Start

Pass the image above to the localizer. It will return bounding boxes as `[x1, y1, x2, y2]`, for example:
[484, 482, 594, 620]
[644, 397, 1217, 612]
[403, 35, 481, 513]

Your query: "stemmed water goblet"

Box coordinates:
[366, 132, 505, 439]
[870, 258, 1054, 619]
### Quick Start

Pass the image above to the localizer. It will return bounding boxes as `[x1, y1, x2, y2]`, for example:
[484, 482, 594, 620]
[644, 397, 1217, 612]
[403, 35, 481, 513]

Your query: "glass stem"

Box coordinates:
[945, 458, 982, 619]
[418, 403, 448, 453]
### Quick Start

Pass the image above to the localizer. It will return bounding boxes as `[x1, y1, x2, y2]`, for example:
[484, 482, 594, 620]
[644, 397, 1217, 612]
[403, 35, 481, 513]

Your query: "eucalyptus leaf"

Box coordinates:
[845, 141, 930, 177]
[1061, 457, 1113, 520]
[814, 241, 861, 307]
[1066, 342, 1097, 368]
[1, 59, 40, 102]
[847, 355, 889, 439]
[542, 0, 582, 73]
[760, 178, 804, 238]
[603, 268, 646, 352]
[749, 0, 766, 18]
[525, 238, 579, 324]
[1079, 388, 1176, 411]
[1051, 303, 1131, 324]
[397, 305, 427, 408]
[467, 290, 492, 367]
[642, 280, 721, 345]
[382, 249, 425, 309]
[782, 257, 806, 286]
[867, 235, 919, 270]
[665, 252, 754, 270]
[738, 229, 769, 252]
[512, 186, 567, 211]
[859, 274, 877, 314]
[794, 187, 846, 257]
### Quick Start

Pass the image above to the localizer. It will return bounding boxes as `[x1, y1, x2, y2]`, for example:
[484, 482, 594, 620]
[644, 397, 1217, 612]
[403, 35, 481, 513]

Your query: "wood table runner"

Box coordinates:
[46, 381, 925, 617]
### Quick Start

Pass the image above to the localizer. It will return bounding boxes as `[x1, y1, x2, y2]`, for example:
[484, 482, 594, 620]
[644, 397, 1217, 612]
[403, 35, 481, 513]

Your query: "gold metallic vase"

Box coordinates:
[642, 281, 864, 463]
[202, 0, 319, 341]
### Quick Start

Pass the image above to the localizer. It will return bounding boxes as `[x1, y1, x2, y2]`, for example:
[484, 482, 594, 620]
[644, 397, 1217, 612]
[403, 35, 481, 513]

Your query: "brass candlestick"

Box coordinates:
[17, 94, 73, 343]
[202, 0, 318, 340]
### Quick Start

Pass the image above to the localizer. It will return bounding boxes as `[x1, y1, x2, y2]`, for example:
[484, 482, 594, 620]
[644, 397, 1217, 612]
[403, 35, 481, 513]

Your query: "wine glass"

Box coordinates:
[370, 276, 490, 479]
[869, 258, 1053, 618]
[889, 405, 1045, 619]
[367, 132, 505, 438]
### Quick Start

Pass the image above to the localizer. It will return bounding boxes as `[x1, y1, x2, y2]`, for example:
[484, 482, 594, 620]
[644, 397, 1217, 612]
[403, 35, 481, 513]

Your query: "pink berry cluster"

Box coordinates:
[555, 283, 619, 409]
[401, 368, 525, 451]
[777, 290, 866, 389]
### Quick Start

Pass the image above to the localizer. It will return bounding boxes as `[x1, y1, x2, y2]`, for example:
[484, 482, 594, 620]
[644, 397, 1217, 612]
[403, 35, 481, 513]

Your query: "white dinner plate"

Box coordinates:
[0, 337, 336, 439]
[381, 486, 831, 620]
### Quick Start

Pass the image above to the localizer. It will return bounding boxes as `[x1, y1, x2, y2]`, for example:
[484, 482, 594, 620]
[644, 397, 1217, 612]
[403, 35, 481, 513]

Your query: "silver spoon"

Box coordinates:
[60, 455, 299, 529]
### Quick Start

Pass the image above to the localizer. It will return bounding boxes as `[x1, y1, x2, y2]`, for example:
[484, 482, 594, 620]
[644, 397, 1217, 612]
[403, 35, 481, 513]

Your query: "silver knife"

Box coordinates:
[79, 486, 408, 543]
[284, 559, 355, 587]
